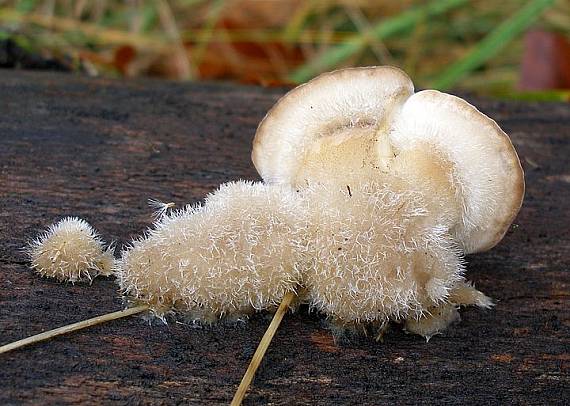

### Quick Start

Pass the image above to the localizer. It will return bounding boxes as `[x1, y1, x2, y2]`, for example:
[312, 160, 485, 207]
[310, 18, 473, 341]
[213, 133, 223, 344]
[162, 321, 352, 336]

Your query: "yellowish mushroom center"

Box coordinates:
[293, 123, 462, 229]
[293, 125, 390, 188]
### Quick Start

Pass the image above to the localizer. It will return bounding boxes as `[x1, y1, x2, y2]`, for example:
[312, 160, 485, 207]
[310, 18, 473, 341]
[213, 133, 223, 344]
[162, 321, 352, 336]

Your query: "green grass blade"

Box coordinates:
[191, 0, 226, 67]
[431, 0, 555, 90]
[288, 0, 468, 83]
[15, 0, 37, 14]
[140, 4, 158, 33]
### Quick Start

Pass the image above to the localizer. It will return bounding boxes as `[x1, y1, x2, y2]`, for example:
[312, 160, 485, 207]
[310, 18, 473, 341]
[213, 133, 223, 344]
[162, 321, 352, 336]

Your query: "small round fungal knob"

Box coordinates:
[28, 217, 114, 283]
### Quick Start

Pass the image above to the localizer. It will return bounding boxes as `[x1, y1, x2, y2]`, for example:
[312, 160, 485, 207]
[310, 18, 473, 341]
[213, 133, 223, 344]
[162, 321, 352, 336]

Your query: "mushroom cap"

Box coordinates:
[389, 90, 524, 253]
[252, 66, 414, 185]
[252, 66, 524, 253]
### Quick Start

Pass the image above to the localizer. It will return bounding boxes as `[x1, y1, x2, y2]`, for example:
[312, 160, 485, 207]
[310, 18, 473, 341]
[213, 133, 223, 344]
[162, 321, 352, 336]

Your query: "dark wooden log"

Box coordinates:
[0, 70, 568, 405]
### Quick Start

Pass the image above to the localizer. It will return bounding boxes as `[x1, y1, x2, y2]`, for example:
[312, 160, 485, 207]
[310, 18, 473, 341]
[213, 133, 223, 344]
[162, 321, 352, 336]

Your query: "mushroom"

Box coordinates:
[253, 66, 524, 254]
[253, 66, 524, 336]
[18, 67, 524, 339]
[6, 66, 524, 406]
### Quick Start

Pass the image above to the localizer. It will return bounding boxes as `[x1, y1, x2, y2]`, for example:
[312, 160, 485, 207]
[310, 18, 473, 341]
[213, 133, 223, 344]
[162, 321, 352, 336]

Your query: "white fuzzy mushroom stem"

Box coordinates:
[299, 150, 494, 338]
[116, 173, 490, 338]
[302, 176, 466, 326]
[115, 181, 306, 320]
[27, 217, 114, 283]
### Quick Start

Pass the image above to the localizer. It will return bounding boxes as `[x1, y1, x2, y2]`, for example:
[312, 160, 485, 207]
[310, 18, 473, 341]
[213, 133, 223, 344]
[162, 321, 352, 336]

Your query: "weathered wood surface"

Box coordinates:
[0, 70, 568, 405]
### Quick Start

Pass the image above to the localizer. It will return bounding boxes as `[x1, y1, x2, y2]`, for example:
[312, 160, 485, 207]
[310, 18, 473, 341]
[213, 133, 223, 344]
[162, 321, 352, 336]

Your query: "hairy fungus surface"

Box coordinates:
[28, 217, 114, 283]
[116, 181, 307, 320]
[115, 171, 491, 337]
[29, 66, 524, 341]
[302, 179, 465, 325]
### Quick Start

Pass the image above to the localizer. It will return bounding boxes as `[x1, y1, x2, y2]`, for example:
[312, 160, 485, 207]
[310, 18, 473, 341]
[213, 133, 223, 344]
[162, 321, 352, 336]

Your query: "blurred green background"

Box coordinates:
[1, 0, 569, 100]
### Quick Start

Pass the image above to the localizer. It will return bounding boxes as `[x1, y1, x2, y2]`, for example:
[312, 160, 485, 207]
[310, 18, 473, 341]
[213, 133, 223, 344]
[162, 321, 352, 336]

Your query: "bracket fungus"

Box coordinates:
[250, 66, 524, 338]
[253, 66, 524, 254]
[5, 66, 524, 405]
[106, 67, 523, 346]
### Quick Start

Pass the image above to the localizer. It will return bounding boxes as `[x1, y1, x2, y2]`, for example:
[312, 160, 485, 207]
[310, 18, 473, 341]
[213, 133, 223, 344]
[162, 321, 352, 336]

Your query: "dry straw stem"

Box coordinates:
[231, 291, 295, 406]
[0, 8, 166, 50]
[0, 7, 361, 49]
[0, 305, 148, 355]
[289, 0, 468, 83]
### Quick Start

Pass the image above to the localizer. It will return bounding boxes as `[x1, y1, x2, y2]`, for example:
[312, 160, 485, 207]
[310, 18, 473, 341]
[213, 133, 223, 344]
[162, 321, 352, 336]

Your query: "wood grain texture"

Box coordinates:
[0, 70, 568, 405]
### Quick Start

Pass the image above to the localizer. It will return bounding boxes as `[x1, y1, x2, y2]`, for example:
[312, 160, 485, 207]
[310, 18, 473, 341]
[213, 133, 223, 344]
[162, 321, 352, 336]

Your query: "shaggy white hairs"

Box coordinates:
[114, 152, 490, 337]
[28, 217, 114, 283]
[31, 164, 491, 338]
[299, 145, 492, 337]
[29, 149, 492, 338]
[115, 181, 307, 320]
[302, 179, 465, 325]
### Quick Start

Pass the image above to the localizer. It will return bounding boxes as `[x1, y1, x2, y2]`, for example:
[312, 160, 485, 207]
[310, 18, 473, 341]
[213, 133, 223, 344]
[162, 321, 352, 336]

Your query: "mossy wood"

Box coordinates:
[0, 71, 568, 405]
